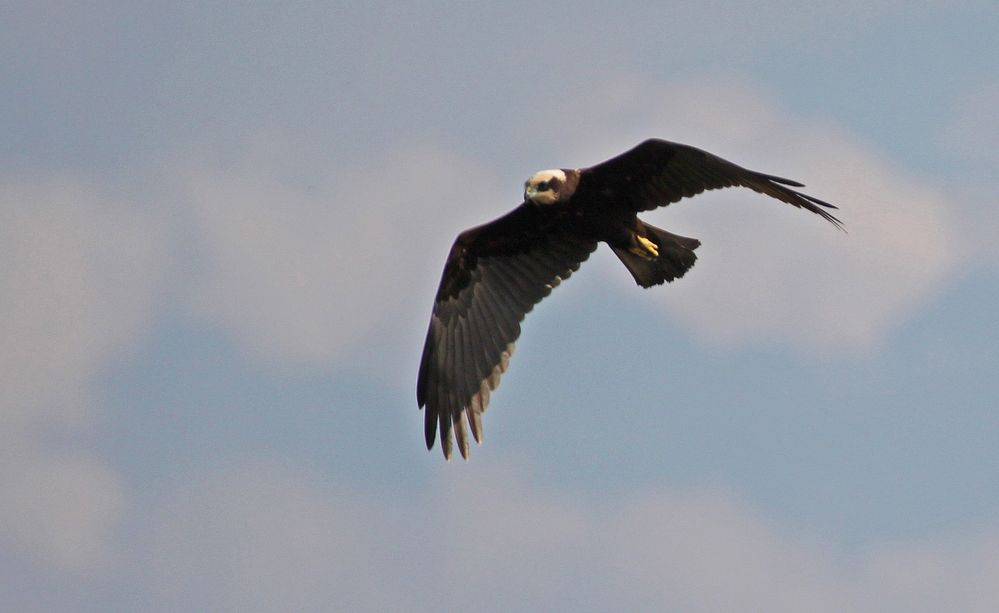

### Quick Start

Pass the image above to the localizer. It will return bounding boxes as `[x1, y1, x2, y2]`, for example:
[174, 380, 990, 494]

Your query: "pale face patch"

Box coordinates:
[524, 169, 567, 205]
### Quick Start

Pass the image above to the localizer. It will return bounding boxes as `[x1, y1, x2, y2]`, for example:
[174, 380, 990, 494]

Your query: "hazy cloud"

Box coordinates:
[121, 458, 999, 613]
[551, 79, 965, 353]
[173, 79, 967, 365]
[179, 145, 501, 368]
[2, 442, 125, 574]
[0, 178, 167, 571]
[3, 3, 997, 611]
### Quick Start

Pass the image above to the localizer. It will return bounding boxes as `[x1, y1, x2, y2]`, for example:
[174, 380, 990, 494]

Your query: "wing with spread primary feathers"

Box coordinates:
[417, 204, 597, 460]
[585, 139, 843, 229]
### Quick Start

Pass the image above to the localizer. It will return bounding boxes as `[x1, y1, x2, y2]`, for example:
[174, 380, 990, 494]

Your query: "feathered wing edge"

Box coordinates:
[418, 231, 597, 460]
[591, 139, 844, 230]
[737, 169, 844, 230]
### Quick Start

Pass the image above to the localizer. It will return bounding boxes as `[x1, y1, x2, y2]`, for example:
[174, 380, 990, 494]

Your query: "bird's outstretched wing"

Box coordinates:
[585, 139, 843, 228]
[418, 204, 597, 460]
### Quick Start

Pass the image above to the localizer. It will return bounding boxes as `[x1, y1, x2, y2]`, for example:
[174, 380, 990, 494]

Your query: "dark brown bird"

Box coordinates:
[418, 139, 842, 459]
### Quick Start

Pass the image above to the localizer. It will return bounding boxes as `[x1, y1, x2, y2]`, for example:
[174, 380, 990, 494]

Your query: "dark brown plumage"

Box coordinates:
[418, 139, 842, 459]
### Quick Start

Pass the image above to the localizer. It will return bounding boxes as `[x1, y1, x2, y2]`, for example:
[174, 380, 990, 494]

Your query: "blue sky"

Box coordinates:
[3, 2, 999, 611]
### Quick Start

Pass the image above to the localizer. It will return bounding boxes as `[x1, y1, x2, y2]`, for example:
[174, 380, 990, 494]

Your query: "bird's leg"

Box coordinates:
[629, 234, 659, 260]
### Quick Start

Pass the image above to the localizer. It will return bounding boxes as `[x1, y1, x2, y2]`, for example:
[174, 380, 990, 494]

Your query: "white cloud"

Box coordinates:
[121, 457, 999, 612]
[172, 79, 972, 363]
[179, 145, 501, 368]
[0, 178, 167, 572]
[605, 489, 864, 612]
[863, 531, 999, 612]
[134, 459, 365, 611]
[653, 136, 961, 352]
[1, 442, 125, 573]
[1, 180, 165, 424]
[552, 79, 966, 353]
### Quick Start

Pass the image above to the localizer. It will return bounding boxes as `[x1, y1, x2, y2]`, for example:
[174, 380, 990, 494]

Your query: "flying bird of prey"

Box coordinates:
[418, 139, 842, 459]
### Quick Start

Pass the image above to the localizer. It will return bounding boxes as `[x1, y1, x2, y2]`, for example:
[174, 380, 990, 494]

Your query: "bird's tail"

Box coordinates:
[611, 223, 700, 288]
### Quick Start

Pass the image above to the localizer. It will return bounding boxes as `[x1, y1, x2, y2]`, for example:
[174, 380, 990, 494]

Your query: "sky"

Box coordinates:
[3, 2, 999, 611]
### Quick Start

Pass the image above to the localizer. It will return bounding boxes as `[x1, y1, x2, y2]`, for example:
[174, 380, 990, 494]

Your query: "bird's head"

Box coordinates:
[524, 169, 567, 205]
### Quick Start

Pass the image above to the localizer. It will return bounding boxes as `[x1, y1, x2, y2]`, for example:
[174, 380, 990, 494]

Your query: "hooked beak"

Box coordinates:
[524, 185, 537, 201]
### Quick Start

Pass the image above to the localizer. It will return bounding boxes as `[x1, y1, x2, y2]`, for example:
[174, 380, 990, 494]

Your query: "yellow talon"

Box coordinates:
[631, 235, 659, 259]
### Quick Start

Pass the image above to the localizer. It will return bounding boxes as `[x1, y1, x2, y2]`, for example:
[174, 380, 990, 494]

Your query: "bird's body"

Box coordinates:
[418, 139, 841, 459]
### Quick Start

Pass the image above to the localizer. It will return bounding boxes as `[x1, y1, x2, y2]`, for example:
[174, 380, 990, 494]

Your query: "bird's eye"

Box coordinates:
[538, 181, 549, 191]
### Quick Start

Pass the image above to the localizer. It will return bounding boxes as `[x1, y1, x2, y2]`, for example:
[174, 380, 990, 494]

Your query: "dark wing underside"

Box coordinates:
[585, 139, 843, 228]
[417, 205, 597, 459]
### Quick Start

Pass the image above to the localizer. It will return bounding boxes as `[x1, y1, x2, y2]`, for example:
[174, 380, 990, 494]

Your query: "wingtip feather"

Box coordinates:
[439, 409, 453, 460]
[454, 412, 470, 459]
